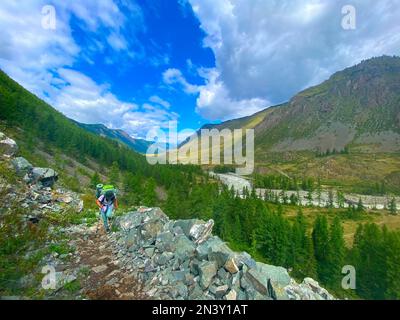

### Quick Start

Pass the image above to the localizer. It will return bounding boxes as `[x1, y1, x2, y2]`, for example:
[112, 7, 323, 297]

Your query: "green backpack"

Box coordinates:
[96, 184, 117, 201]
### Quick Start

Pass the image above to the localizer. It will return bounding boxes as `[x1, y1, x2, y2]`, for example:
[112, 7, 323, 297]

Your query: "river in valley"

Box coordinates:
[210, 172, 399, 210]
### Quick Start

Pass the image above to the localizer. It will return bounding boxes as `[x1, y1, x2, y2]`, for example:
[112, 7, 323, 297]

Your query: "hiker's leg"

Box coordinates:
[106, 205, 114, 230]
[101, 209, 109, 231]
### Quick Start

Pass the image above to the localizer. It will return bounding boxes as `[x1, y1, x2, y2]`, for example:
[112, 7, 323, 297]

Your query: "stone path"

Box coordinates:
[68, 223, 148, 300]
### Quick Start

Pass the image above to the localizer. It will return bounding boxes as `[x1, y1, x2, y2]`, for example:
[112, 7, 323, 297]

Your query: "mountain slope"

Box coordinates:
[181, 56, 400, 155]
[0, 69, 147, 174]
[254, 55, 400, 154]
[178, 56, 400, 193]
[0, 69, 195, 195]
[72, 121, 152, 154]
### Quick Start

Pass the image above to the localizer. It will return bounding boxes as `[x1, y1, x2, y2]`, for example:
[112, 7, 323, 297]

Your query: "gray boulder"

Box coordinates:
[284, 278, 335, 300]
[0, 132, 18, 158]
[126, 228, 141, 249]
[28, 168, 59, 188]
[174, 219, 203, 236]
[198, 261, 218, 289]
[234, 252, 257, 269]
[141, 218, 164, 241]
[196, 236, 224, 260]
[224, 257, 239, 274]
[115, 211, 143, 231]
[256, 263, 291, 287]
[189, 284, 204, 300]
[156, 231, 175, 252]
[174, 235, 196, 262]
[214, 285, 229, 299]
[156, 252, 174, 266]
[208, 241, 233, 268]
[144, 247, 155, 257]
[169, 270, 186, 283]
[268, 279, 290, 300]
[174, 219, 214, 244]
[11, 157, 33, 176]
[243, 262, 291, 298]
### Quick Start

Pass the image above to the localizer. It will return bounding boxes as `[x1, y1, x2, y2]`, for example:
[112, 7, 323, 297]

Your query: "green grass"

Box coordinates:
[49, 242, 73, 256]
[0, 204, 51, 297]
[0, 161, 17, 184]
[63, 279, 81, 293]
[47, 209, 98, 227]
[78, 266, 91, 278]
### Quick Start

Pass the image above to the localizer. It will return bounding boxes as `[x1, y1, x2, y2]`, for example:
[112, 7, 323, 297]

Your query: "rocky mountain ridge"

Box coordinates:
[179, 56, 400, 154]
[72, 120, 154, 154]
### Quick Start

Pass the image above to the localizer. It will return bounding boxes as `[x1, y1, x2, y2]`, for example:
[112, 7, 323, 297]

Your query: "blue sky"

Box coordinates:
[0, 0, 399, 141]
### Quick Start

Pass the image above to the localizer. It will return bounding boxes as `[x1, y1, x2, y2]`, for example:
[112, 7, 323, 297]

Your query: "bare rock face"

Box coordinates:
[0, 132, 18, 158]
[112, 208, 335, 301]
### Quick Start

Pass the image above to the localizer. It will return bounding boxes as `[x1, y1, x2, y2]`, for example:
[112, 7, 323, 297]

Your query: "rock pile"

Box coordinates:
[110, 207, 335, 300]
[0, 131, 83, 219]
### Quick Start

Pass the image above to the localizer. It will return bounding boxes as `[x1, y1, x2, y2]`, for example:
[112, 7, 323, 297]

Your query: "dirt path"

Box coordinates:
[69, 223, 148, 300]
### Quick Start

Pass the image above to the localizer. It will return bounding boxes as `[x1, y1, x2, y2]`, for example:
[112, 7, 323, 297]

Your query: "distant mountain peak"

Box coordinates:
[71, 120, 153, 154]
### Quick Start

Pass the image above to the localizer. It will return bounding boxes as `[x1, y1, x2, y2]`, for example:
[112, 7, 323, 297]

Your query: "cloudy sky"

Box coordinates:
[0, 0, 399, 140]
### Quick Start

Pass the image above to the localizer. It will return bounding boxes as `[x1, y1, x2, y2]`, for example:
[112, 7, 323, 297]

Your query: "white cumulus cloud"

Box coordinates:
[0, 0, 176, 139]
[185, 0, 400, 120]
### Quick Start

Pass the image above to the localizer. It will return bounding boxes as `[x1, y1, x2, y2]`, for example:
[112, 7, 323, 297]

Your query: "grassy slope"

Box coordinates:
[255, 152, 400, 195]
[281, 205, 400, 247]
[177, 108, 272, 163]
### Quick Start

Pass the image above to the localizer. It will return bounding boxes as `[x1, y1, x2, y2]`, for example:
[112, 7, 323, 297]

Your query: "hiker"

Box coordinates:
[96, 184, 118, 232]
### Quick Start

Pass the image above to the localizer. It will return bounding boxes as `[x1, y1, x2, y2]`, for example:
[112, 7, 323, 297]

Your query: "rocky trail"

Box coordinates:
[66, 223, 147, 300]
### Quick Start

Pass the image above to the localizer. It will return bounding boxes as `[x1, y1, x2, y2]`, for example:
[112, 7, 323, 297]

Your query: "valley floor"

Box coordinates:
[212, 172, 400, 247]
[212, 172, 400, 210]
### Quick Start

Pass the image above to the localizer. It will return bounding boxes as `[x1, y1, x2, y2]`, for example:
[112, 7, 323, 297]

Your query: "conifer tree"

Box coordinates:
[143, 178, 157, 207]
[327, 190, 334, 208]
[290, 209, 316, 279]
[312, 215, 331, 283]
[164, 186, 180, 219]
[90, 172, 101, 188]
[326, 216, 346, 287]
[109, 161, 120, 186]
[351, 223, 386, 299]
[357, 198, 365, 212]
[389, 198, 397, 215]
[384, 231, 400, 299]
